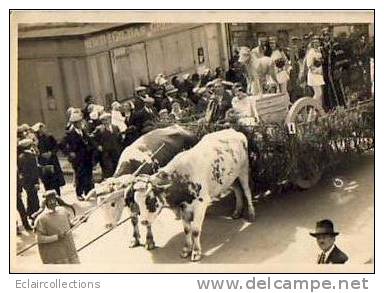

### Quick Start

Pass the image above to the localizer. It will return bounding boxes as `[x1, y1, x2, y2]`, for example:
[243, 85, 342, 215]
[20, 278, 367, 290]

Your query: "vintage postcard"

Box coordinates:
[10, 10, 374, 273]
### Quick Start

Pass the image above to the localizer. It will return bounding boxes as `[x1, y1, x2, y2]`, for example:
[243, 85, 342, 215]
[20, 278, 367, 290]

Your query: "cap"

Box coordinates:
[18, 138, 33, 148]
[111, 101, 121, 109]
[17, 124, 30, 133]
[31, 122, 45, 132]
[135, 86, 147, 92]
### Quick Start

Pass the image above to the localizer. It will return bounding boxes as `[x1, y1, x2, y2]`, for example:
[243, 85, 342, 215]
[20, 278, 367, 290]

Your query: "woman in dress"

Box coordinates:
[269, 36, 290, 94]
[306, 35, 325, 104]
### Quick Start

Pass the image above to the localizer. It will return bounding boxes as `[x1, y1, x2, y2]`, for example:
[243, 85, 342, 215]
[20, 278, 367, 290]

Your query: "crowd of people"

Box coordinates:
[16, 27, 373, 263]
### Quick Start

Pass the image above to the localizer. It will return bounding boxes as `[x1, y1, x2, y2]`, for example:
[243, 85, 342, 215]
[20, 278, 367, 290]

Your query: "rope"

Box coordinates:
[16, 143, 166, 256]
[77, 216, 131, 253]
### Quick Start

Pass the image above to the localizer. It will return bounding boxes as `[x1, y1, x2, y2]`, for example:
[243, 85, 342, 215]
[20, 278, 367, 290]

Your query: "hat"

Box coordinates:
[69, 111, 83, 123]
[310, 219, 339, 237]
[135, 86, 147, 93]
[165, 85, 178, 95]
[303, 34, 310, 40]
[311, 35, 320, 42]
[140, 95, 155, 104]
[290, 36, 300, 41]
[111, 101, 121, 110]
[99, 112, 112, 120]
[18, 138, 33, 148]
[321, 27, 330, 36]
[182, 73, 191, 80]
[197, 87, 207, 95]
[258, 36, 268, 42]
[31, 122, 45, 132]
[269, 36, 277, 43]
[43, 190, 58, 200]
[17, 124, 30, 133]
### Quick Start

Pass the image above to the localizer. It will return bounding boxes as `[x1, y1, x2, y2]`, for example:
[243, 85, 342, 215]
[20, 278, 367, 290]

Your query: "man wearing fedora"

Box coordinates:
[310, 219, 348, 264]
[60, 112, 95, 201]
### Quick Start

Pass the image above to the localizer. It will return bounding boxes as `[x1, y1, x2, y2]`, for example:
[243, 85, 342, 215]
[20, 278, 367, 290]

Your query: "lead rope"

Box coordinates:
[16, 143, 166, 256]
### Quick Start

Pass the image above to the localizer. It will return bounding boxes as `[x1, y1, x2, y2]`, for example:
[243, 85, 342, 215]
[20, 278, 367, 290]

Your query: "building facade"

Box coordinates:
[18, 23, 230, 137]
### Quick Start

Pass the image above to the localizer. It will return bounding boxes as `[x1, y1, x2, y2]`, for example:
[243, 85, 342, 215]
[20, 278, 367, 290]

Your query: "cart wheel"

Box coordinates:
[285, 97, 325, 189]
[285, 97, 326, 132]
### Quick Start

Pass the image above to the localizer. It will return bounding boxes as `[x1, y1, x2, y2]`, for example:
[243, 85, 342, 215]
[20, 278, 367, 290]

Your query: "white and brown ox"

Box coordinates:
[127, 129, 256, 261]
[85, 125, 198, 248]
[238, 46, 278, 95]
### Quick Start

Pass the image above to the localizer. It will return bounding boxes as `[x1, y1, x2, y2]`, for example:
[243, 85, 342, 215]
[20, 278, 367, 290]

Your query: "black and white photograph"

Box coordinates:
[10, 10, 374, 273]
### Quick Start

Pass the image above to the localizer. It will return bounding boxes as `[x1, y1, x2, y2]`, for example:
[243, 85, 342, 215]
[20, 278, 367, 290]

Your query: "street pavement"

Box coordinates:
[13, 152, 374, 270]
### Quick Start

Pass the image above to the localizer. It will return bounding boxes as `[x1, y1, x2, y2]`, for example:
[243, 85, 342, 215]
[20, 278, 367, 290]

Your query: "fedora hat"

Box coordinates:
[310, 219, 339, 237]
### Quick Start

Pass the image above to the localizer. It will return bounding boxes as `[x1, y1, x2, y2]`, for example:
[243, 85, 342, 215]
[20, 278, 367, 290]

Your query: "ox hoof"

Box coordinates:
[247, 213, 256, 222]
[145, 242, 156, 250]
[191, 251, 202, 262]
[231, 211, 242, 220]
[129, 239, 141, 248]
[180, 249, 192, 259]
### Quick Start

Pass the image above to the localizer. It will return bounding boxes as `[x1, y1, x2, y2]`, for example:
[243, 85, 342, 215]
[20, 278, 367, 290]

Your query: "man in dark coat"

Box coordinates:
[16, 169, 32, 231]
[60, 112, 95, 201]
[131, 95, 159, 136]
[32, 123, 65, 196]
[92, 112, 122, 179]
[17, 139, 40, 217]
[310, 219, 349, 264]
[321, 28, 349, 111]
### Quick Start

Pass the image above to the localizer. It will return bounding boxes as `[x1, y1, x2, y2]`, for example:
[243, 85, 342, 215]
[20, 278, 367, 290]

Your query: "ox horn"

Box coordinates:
[84, 189, 97, 201]
[144, 183, 153, 197]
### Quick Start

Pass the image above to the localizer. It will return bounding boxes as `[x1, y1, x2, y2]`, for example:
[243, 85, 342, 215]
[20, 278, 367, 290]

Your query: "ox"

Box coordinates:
[238, 46, 278, 95]
[127, 129, 256, 261]
[85, 124, 198, 248]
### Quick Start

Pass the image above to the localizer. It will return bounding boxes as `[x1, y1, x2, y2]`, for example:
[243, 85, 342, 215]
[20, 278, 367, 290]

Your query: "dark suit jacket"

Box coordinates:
[60, 127, 95, 169]
[325, 245, 349, 264]
[92, 124, 122, 155]
[17, 150, 40, 188]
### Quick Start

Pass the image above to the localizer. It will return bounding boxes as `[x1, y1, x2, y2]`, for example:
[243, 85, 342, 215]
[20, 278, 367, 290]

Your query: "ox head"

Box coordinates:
[89, 174, 136, 228]
[238, 47, 251, 64]
[97, 189, 126, 229]
[129, 172, 172, 226]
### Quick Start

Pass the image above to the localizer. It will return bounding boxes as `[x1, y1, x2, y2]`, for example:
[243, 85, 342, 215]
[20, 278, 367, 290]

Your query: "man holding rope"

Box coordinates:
[34, 190, 82, 264]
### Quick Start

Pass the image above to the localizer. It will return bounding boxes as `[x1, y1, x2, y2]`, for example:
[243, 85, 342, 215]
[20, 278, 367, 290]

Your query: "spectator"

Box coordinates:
[16, 169, 32, 231]
[160, 85, 179, 112]
[60, 111, 95, 201]
[231, 83, 259, 123]
[130, 94, 158, 135]
[321, 28, 348, 111]
[32, 122, 65, 196]
[269, 36, 290, 94]
[17, 124, 30, 140]
[205, 79, 233, 123]
[35, 190, 80, 264]
[306, 35, 325, 105]
[82, 95, 95, 121]
[252, 36, 268, 58]
[92, 112, 122, 179]
[121, 100, 140, 148]
[170, 102, 184, 121]
[111, 101, 127, 133]
[215, 67, 225, 79]
[17, 138, 40, 218]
